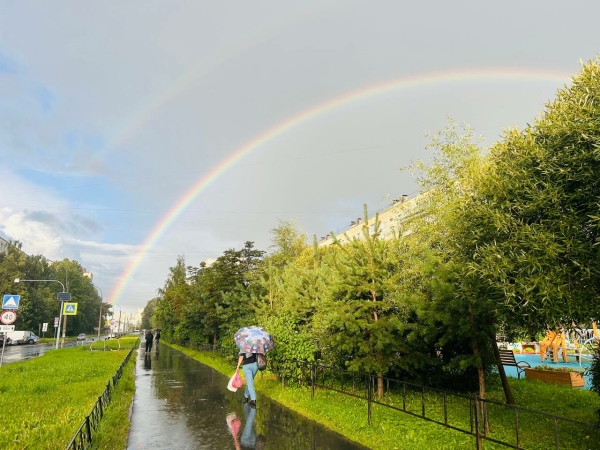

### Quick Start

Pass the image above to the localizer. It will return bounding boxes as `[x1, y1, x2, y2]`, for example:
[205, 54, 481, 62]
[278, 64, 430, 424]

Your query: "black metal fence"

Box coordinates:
[308, 363, 600, 450]
[65, 342, 137, 450]
[173, 340, 238, 359]
[174, 340, 600, 450]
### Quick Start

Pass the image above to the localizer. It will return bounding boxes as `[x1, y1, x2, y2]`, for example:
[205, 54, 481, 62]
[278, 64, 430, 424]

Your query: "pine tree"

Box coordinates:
[324, 205, 412, 398]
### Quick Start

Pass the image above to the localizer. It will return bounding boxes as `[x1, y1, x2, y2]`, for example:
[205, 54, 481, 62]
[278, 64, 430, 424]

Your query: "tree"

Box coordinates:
[2, 250, 101, 335]
[464, 59, 600, 332]
[154, 256, 189, 339]
[257, 238, 325, 382]
[408, 60, 600, 405]
[268, 219, 307, 269]
[155, 243, 267, 348]
[141, 297, 159, 330]
[406, 121, 506, 404]
[322, 205, 414, 398]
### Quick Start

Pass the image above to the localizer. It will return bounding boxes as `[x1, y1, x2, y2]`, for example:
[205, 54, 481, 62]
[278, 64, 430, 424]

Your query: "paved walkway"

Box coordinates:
[127, 342, 367, 449]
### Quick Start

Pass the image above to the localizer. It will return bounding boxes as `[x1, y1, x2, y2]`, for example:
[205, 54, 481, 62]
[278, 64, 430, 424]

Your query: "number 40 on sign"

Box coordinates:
[1, 310, 17, 325]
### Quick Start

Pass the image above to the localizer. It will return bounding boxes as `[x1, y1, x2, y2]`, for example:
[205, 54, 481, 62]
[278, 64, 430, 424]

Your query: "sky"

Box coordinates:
[0, 1, 598, 312]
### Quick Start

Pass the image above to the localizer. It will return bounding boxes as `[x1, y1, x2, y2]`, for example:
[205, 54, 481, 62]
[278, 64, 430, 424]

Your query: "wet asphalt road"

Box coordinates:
[0, 341, 53, 364]
[0, 336, 103, 365]
[128, 343, 369, 450]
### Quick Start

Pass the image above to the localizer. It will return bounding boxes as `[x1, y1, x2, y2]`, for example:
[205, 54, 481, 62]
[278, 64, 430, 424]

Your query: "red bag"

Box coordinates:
[226, 413, 241, 437]
[232, 372, 243, 389]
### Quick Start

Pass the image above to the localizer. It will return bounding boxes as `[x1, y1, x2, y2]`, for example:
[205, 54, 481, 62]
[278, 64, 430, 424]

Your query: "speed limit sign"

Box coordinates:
[1, 310, 17, 325]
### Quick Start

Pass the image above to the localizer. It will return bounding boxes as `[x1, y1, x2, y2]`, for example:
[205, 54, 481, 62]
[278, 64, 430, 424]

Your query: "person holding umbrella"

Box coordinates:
[234, 326, 274, 408]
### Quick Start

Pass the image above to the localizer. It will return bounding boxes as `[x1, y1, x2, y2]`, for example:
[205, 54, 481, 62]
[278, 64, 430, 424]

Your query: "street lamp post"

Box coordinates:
[14, 278, 66, 350]
[113, 305, 122, 335]
[92, 284, 103, 342]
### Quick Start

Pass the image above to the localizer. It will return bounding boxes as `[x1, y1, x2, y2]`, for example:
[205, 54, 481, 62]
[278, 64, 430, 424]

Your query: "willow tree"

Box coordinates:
[406, 121, 504, 403]
[410, 60, 600, 406]
[465, 59, 600, 332]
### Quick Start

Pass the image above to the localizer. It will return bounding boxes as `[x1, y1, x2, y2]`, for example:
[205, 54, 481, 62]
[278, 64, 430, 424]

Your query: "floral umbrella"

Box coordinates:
[234, 326, 274, 354]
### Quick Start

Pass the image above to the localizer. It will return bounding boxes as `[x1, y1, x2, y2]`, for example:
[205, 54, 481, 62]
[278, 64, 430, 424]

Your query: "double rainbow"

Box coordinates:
[106, 67, 570, 305]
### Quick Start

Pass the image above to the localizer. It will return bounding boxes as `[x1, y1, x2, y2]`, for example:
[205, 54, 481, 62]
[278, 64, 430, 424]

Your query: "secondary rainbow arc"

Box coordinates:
[106, 67, 571, 305]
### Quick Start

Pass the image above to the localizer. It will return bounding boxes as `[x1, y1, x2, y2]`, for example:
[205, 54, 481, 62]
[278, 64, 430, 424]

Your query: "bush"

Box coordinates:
[587, 347, 600, 394]
[260, 312, 315, 384]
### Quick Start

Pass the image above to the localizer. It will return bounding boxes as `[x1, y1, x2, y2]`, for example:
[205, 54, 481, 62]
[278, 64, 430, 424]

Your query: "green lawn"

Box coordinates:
[0, 338, 138, 450]
[168, 342, 600, 450]
[91, 353, 137, 450]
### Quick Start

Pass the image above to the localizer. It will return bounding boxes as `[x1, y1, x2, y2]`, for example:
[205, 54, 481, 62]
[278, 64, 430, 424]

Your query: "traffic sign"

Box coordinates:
[1, 310, 17, 325]
[0, 325, 15, 332]
[63, 302, 78, 315]
[2, 295, 20, 310]
[57, 292, 71, 302]
[42, 323, 48, 332]
[54, 317, 59, 327]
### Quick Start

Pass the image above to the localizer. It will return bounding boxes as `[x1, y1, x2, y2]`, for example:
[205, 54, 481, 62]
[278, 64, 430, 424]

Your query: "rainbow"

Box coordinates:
[108, 5, 324, 150]
[106, 67, 571, 305]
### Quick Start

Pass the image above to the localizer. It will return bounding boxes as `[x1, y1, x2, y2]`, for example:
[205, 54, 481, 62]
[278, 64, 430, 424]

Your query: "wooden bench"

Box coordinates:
[499, 349, 531, 379]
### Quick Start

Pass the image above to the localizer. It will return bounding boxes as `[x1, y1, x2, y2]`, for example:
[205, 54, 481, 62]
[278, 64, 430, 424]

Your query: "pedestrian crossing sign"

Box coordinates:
[2, 295, 20, 310]
[63, 302, 78, 315]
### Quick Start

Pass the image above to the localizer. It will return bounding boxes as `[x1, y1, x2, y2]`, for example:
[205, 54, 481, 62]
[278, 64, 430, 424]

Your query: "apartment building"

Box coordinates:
[0, 236, 9, 255]
[318, 193, 422, 247]
[0, 236, 27, 256]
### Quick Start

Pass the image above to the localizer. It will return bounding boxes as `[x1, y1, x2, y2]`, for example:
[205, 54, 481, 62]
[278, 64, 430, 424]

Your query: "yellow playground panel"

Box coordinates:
[539, 323, 599, 365]
[539, 330, 568, 363]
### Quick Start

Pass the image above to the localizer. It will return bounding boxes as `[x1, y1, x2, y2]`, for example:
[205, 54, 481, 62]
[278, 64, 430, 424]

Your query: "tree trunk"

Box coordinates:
[489, 331, 516, 405]
[269, 262, 274, 310]
[467, 305, 489, 433]
[467, 306, 486, 398]
[470, 335, 490, 434]
[370, 284, 383, 398]
[377, 373, 384, 399]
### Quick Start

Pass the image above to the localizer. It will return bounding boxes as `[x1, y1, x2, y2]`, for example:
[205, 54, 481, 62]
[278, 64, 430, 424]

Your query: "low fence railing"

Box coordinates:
[308, 363, 600, 450]
[65, 341, 137, 450]
[174, 339, 600, 450]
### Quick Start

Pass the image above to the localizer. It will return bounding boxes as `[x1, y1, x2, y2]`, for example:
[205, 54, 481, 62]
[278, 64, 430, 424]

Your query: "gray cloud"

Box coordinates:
[0, 1, 597, 310]
[22, 210, 103, 237]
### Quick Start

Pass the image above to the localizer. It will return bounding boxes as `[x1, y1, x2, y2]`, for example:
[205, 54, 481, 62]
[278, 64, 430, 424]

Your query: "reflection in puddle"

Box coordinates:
[128, 344, 368, 450]
[227, 403, 267, 450]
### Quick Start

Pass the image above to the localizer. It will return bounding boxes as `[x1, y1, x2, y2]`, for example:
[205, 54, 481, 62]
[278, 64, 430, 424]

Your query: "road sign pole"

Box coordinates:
[61, 313, 67, 348]
[0, 332, 6, 368]
[55, 303, 63, 349]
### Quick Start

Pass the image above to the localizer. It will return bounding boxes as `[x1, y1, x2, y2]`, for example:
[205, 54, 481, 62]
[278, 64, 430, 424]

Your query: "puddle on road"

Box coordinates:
[128, 344, 369, 450]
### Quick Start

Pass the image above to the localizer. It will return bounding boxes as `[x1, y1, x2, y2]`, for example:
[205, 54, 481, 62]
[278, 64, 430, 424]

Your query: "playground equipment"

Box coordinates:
[539, 330, 568, 363]
[572, 322, 599, 366]
[539, 323, 599, 366]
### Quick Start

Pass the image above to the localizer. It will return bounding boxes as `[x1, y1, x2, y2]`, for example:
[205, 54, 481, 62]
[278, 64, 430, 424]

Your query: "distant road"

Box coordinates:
[0, 336, 107, 365]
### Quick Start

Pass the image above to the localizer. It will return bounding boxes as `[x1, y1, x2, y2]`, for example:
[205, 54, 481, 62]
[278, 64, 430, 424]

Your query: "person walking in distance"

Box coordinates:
[145, 329, 154, 353]
[236, 351, 258, 407]
[154, 329, 161, 346]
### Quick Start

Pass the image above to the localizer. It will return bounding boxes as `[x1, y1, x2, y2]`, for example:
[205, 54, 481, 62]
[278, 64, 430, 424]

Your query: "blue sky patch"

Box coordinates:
[35, 85, 55, 114]
[0, 51, 17, 73]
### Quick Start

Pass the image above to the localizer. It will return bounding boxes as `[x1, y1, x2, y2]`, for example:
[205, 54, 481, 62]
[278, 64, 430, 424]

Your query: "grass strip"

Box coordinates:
[167, 343, 479, 449]
[91, 351, 137, 450]
[0, 339, 137, 450]
[167, 343, 600, 450]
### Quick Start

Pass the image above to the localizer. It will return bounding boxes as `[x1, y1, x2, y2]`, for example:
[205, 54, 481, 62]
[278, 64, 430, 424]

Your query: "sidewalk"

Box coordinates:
[126, 343, 368, 449]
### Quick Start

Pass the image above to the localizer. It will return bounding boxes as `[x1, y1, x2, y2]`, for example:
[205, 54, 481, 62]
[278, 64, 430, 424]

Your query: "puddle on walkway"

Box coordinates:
[128, 343, 369, 450]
